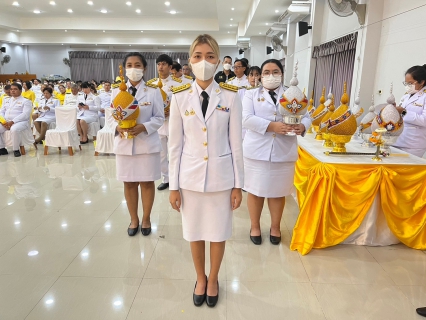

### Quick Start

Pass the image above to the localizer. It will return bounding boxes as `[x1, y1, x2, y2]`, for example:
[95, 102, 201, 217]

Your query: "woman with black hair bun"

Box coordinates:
[393, 64, 426, 157]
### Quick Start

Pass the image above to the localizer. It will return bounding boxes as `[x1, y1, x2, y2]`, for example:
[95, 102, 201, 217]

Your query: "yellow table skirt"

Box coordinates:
[290, 147, 426, 255]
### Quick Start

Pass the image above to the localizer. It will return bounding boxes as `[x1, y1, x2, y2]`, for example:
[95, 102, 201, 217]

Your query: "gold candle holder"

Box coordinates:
[330, 134, 352, 153]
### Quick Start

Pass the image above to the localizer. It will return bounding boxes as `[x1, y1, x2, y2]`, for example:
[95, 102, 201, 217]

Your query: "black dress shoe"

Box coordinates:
[206, 281, 219, 308]
[127, 225, 139, 236]
[0, 148, 8, 155]
[141, 227, 151, 236]
[157, 182, 169, 191]
[417, 307, 426, 317]
[250, 229, 262, 245]
[13, 150, 21, 157]
[193, 276, 207, 307]
[270, 229, 281, 245]
[80, 139, 89, 145]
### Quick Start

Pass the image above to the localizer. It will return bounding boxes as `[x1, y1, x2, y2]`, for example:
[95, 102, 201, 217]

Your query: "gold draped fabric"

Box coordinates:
[290, 147, 426, 255]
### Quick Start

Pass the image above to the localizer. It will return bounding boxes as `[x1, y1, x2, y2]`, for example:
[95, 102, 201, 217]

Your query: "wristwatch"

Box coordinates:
[401, 109, 407, 118]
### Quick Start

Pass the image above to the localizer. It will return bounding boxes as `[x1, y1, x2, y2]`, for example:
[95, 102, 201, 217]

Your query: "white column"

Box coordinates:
[249, 36, 268, 68]
[284, 22, 297, 85]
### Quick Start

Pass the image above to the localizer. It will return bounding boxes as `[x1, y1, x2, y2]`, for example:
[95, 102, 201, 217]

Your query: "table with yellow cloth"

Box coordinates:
[290, 134, 426, 255]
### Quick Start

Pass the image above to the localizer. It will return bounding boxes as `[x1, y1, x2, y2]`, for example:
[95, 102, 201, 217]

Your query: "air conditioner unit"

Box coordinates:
[278, 1, 311, 24]
[266, 23, 287, 37]
[237, 38, 250, 50]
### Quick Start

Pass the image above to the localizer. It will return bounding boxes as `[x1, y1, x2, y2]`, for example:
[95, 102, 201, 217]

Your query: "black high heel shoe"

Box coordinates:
[269, 228, 281, 245]
[193, 276, 207, 307]
[206, 281, 219, 308]
[250, 228, 262, 245]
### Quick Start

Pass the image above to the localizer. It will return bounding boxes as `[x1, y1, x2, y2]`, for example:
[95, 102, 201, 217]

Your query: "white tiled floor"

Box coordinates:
[0, 144, 425, 320]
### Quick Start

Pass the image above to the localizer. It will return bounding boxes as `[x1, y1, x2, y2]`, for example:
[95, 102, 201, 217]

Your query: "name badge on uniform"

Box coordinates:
[414, 102, 423, 107]
[139, 102, 151, 106]
[216, 105, 229, 112]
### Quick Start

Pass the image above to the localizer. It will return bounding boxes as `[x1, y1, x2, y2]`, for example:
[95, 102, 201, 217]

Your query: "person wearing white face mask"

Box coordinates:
[110, 52, 164, 237]
[169, 34, 243, 308]
[214, 55, 235, 84]
[393, 64, 426, 157]
[242, 59, 311, 246]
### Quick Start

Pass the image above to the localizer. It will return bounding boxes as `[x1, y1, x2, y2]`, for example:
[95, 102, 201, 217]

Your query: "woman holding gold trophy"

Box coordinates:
[111, 52, 165, 236]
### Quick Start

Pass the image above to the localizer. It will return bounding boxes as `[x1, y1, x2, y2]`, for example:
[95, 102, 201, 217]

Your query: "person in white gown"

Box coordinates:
[34, 87, 59, 143]
[76, 82, 101, 144]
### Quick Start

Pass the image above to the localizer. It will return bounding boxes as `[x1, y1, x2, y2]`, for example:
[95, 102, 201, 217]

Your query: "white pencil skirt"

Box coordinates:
[116, 152, 161, 182]
[244, 157, 295, 198]
[180, 189, 233, 242]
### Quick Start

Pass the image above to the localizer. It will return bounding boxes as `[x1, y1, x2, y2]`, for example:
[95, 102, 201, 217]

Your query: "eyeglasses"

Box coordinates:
[233, 66, 244, 69]
[262, 71, 282, 76]
[402, 81, 417, 86]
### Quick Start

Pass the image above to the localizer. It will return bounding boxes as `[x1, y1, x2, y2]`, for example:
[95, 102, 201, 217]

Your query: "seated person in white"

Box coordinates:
[0, 82, 33, 157]
[63, 84, 79, 107]
[98, 81, 112, 126]
[76, 81, 101, 144]
[34, 87, 60, 144]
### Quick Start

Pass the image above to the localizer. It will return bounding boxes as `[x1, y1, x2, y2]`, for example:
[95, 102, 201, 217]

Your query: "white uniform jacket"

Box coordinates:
[242, 85, 311, 163]
[37, 97, 59, 122]
[394, 87, 426, 152]
[168, 81, 244, 193]
[150, 75, 183, 136]
[99, 91, 112, 111]
[1, 95, 11, 109]
[228, 74, 250, 102]
[63, 93, 78, 108]
[0, 96, 32, 124]
[180, 75, 193, 85]
[77, 93, 101, 118]
[110, 80, 165, 156]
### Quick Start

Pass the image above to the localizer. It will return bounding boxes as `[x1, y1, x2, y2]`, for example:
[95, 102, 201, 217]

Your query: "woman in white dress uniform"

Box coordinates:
[76, 82, 101, 144]
[393, 64, 426, 157]
[34, 87, 59, 144]
[112, 52, 164, 237]
[243, 59, 311, 245]
[227, 59, 249, 102]
[169, 34, 243, 308]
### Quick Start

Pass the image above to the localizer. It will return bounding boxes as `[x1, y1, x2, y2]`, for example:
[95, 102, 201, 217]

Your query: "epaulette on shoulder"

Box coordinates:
[227, 77, 235, 82]
[246, 85, 261, 90]
[220, 82, 238, 93]
[66, 92, 71, 94]
[172, 83, 191, 94]
[424, 89, 426, 93]
[146, 78, 158, 86]
[146, 82, 158, 89]
[184, 75, 193, 80]
[112, 84, 119, 89]
[172, 76, 182, 83]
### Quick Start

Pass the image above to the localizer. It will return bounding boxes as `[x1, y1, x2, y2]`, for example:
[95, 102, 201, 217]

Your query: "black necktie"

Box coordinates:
[84, 94, 87, 101]
[130, 86, 137, 97]
[201, 91, 209, 118]
[269, 90, 277, 105]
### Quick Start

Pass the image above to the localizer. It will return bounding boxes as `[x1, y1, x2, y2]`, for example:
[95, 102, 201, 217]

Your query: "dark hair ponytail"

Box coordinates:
[405, 65, 426, 87]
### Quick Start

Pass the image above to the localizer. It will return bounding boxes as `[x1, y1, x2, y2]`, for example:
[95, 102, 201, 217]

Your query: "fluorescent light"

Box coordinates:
[67, 9, 73, 13]
[33, 10, 41, 14]
[140, 31, 143, 32]
[12, 1, 19, 6]
[266, 23, 269, 25]
[50, 1, 56, 5]
[61, 223, 68, 227]
[165, 1, 170, 5]
[64, 30, 67, 32]
[28, 250, 39, 256]
[230, 18, 233, 20]
[88, 1, 93, 5]
[126, 1, 131, 5]
[45, 299, 54, 305]
[84, 200, 91, 204]
[113, 300, 122, 306]
[230, 24, 233, 26]
[103, 30, 105, 32]
[179, 31, 181, 33]
[231, 7, 234, 10]
[275, 9, 279, 13]
[14, 221, 21, 225]
[135, 9, 141, 13]
[170, 10, 176, 14]
[100, 9, 107, 13]
[227, 31, 230, 33]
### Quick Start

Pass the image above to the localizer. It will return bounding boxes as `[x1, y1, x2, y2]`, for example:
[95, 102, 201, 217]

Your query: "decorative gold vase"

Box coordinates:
[322, 132, 334, 148]
[307, 125, 313, 134]
[313, 125, 323, 140]
[330, 134, 352, 153]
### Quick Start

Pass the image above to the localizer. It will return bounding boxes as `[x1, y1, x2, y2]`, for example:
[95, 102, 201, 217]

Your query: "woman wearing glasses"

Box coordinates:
[242, 59, 311, 245]
[228, 59, 249, 102]
[393, 64, 426, 157]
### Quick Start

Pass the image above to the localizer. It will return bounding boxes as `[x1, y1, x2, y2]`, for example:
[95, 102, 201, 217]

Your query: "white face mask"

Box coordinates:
[191, 60, 218, 81]
[223, 63, 232, 71]
[405, 84, 419, 95]
[262, 74, 282, 90]
[126, 68, 144, 82]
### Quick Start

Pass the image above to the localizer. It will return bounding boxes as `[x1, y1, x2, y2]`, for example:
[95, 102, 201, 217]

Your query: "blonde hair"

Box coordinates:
[189, 34, 220, 58]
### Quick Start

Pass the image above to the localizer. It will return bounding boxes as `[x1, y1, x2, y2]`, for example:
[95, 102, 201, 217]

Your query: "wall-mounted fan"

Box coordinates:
[63, 58, 71, 67]
[328, 0, 366, 25]
[271, 35, 287, 55]
[1, 55, 11, 66]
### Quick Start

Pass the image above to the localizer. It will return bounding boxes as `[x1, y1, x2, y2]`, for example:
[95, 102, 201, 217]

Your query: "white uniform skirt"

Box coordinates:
[77, 115, 98, 124]
[244, 157, 295, 198]
[116, 152, 161, 182]
[35, 115, 55, 125]
[181, 189, 232, 242]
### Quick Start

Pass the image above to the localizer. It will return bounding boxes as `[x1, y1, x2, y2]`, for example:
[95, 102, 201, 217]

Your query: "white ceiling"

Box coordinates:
[0, 0, 295, 46]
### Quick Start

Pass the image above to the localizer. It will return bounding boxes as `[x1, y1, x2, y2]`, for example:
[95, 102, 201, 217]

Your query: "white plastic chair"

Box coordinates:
[94, 108, 116, 156]
[4, 120, 36, 155]
[33, 122, 56, 139]
[44, 107, 81, 156]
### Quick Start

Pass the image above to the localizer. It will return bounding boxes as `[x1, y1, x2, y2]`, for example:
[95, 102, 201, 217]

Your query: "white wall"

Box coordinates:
[373, 1, 426, 101]
[27, 45, 71, 79]
[0, 43, 26, 74]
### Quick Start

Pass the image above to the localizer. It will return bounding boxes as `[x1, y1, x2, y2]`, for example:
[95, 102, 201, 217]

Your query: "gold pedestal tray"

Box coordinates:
[322, 132, 334, 148]
[330, 134, 352, 153]
[313, 125, 324, 140]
